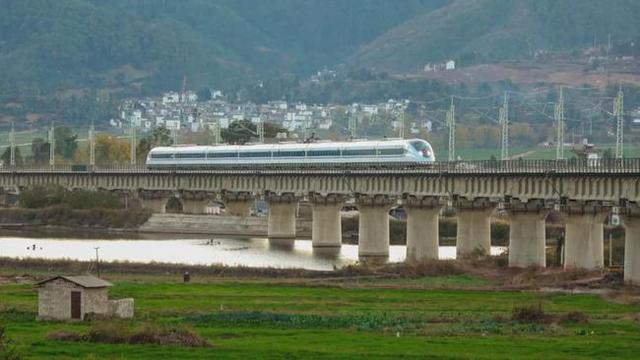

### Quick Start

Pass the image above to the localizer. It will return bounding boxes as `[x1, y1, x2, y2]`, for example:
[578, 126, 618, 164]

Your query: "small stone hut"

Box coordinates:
[36, 275, 134, 321]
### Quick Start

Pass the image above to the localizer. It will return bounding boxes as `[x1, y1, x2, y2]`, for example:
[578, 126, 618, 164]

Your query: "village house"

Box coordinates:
[36, 275, 134, 321]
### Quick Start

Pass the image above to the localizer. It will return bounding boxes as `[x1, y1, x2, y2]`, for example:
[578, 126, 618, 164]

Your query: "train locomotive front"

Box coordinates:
[146, 139, 435, 169]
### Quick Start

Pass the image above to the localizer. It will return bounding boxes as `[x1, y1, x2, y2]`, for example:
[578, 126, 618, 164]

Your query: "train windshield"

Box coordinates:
[410, 141, 433, 158]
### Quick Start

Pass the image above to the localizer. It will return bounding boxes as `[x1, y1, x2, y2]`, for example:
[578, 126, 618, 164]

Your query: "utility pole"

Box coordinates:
[89, 122, 95, 168]
[348, 113, 357, 139]
[257, 118, 264, 143]
[446, 97, 456, 161]
[48, 121, 55, 169]
[9, 122, 15, 168]
[94, 247, 101, 277]
[398, 109, 405, 139]
[130, 119, 136, 166]
[500, 91, 509, 160]
[555, 87, 565, 160]
[614, 84, 624, 159]
[172, 127, 178, 146]
[212, 120, 221, 145]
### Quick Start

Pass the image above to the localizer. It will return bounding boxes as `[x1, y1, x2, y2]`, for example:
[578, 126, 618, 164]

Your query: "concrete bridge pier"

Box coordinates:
[563, 202, 608, 270]
[310, 194, 344, 248]
[182, 199, 208, 214]
[266, 193, 298, 246]
[223, 192, 254, 217]
[356, 195, 395, 261]
[139, 194, 170, 214]
[404, 196, 442, 262]
[455, 199, 496, 258]
[624, 206, 640, 285]
[507, 200, 550, 267]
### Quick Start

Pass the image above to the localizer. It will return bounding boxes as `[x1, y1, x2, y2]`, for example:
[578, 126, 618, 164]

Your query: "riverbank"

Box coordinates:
[1, 258, 639, 359]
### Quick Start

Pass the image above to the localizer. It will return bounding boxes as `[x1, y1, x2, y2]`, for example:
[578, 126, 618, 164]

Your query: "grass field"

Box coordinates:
[2, 269, 640, 359]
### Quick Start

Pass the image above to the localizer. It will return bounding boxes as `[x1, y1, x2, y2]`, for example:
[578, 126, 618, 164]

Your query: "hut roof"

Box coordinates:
[36, 275, 113, 288]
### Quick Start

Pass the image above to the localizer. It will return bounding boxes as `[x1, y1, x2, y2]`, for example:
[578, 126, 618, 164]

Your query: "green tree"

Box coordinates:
[31, 137, 50, 165]
[54, 126, 78, 159]
[138, 127, 172, 162]
[0, 146, 23, 167]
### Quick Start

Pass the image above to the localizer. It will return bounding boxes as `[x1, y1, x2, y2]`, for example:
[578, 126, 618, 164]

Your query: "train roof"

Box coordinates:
[149, 139, 430, 153]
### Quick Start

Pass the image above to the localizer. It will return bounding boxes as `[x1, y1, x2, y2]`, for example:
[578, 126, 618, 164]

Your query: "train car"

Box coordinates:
[146, 139, 435, 169]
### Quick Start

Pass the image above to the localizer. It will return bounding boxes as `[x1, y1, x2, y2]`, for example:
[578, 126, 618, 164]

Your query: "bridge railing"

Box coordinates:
[1, 158, 639, 174]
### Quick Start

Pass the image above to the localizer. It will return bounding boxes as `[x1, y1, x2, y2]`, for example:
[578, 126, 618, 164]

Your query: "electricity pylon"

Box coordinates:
[130, 120, 136, 166]
[257, 119, 264, 143]
[614, 85, 624, 159]
[212, 120, 221, 145]
[398, 109, 405, 139]
[89, 122, 95, 167]
[499, 92, 509, 160]
[48, 122, 55, 169]
[9, 122, 15, 168]
[555, 87, 565, 160]
[446, 97, 455, 161]
[348, 114, 357, 139]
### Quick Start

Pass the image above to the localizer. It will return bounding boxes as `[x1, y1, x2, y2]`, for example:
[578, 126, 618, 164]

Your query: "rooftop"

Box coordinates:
[36, 275, 113, 289]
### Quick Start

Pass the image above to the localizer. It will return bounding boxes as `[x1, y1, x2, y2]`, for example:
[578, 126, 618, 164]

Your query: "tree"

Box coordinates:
[31, 138, 50, 165]
[138, 127, 172, 162]
[96, 133, 130, 165]
[0, 146, 23, 167]
[54, 126, 78, 159]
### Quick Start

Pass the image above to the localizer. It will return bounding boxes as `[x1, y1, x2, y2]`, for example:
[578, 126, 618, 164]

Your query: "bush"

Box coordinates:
[18, 186, 122, 210]
[47, 321, 211, 348]
[511, 304, 549, 323]
[560, 311, 589, 324]
[0, 326, 22, 360]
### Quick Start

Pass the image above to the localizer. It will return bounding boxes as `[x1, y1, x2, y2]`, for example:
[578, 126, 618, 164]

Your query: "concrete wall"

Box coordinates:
[108, 298, 134, 318]
[139, 213, 312, 237]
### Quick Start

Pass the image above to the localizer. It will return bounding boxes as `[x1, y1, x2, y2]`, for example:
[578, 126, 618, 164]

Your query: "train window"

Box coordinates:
[208, 152, 236, 158]
[343, 149, 376, 156]
[275, 151, 305, 157]
[378, 148, 405, 156]
[150, 153, 173, 159]
[175, 153, 206, 159]
[239, 152, 270, 158]
[308, 150, 340, 157]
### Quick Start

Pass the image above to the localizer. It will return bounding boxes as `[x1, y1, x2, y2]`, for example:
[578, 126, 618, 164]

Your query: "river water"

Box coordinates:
[0, 233, 506, 271]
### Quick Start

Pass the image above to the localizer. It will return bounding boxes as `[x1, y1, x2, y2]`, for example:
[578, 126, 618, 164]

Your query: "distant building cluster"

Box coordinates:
[114, 90, 433, 138]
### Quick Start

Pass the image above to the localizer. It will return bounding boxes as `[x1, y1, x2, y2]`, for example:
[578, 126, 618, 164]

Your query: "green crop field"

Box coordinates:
[2, 272, 639, 359]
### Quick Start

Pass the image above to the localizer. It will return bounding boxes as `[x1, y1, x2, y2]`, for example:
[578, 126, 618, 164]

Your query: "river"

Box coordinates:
[0, 232, 507, 271]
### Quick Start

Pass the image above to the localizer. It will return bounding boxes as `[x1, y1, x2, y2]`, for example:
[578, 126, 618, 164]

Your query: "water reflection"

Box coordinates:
[0, 235, 507, 271]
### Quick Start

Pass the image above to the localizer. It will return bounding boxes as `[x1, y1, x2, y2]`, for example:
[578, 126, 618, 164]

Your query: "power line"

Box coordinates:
[348, 113, 357, 139]
[257, 118, 264, 143]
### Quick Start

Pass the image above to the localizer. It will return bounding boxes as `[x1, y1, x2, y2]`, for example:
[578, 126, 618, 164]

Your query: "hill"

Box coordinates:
[0, 0, 446, 100]
[350, 0, 640, 73]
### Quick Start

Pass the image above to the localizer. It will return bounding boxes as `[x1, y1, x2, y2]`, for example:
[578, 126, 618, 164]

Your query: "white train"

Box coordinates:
[146, 139, 435, 169]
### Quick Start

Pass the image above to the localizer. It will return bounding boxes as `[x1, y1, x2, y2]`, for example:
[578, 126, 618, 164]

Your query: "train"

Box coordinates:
[145, 138, 435, 169]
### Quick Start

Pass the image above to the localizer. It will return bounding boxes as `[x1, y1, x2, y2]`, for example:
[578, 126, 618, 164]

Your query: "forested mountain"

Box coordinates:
[1, 0, 640, 101]
[351, 0, 640, 72]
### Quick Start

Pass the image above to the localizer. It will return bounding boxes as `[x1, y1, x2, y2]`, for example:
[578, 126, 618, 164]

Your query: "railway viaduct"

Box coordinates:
[2, 159, 640, 284]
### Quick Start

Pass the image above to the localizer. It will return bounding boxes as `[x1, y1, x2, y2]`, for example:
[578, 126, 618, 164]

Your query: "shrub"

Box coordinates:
[0, 326, 22, 360]
[511, 304, 549, 323]
[47, 321, 211, 348]
[560, 311, 589, 324]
